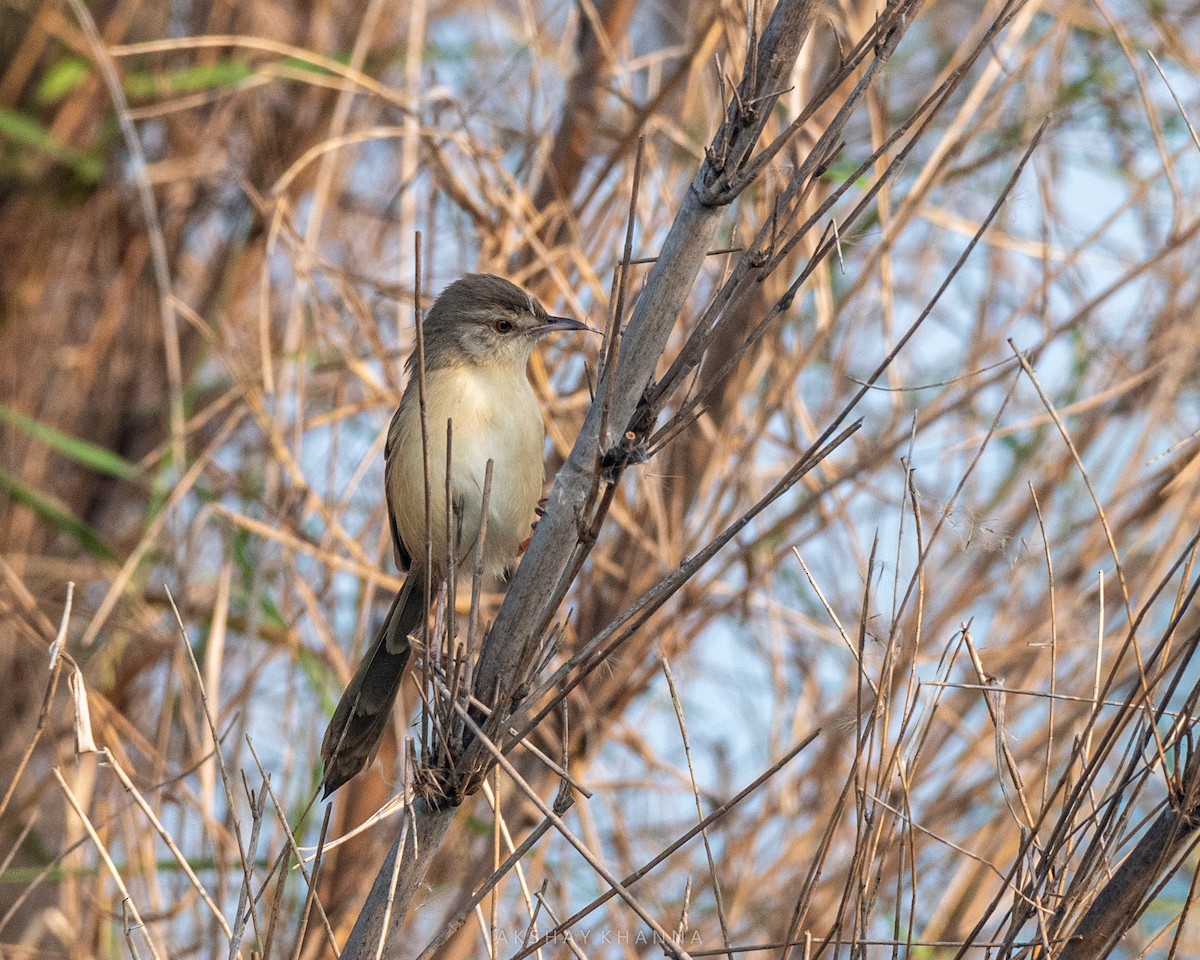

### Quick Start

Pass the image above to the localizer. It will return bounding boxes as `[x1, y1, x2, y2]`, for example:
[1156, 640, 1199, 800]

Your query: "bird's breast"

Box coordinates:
[389, 364, 544, 575]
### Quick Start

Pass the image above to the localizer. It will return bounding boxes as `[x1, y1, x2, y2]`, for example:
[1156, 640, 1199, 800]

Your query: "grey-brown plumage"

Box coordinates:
[319, 274, 590, 798]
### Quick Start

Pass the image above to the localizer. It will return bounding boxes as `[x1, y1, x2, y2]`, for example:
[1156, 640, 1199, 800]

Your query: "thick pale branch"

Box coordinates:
[337, 3, 825, 954]
[1058, 805, 1200, 960]
[337, 800, 457, 960]
[472, 0, 821, 732]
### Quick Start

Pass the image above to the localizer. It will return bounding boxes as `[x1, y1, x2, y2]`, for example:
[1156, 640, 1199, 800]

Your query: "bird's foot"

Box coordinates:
[528, 497, 549, 536]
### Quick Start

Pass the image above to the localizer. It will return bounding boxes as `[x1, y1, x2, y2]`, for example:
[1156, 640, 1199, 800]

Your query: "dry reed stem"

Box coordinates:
[7, 0, 1200, 958]
[54, 769, 165, 960]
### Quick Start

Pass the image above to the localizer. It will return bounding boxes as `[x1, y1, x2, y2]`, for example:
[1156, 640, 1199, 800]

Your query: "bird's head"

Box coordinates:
[416, 273, 592, 372]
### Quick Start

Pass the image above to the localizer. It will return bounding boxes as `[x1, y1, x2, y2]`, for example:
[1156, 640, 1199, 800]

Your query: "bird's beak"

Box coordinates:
[538, 315, 598, 335]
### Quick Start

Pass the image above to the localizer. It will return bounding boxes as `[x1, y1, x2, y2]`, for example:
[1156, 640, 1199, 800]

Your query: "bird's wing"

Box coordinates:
[384, 402, 413, 572]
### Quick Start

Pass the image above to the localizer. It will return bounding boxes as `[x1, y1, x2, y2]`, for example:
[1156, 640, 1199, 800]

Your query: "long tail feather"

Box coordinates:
[320, 571, 425, 797]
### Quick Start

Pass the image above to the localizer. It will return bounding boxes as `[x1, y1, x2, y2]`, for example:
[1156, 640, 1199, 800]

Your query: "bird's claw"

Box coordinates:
[529, 497, 549, 535]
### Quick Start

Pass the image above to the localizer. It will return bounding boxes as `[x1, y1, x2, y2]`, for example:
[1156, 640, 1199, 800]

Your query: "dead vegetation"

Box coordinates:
[3, 0, 1200, 958]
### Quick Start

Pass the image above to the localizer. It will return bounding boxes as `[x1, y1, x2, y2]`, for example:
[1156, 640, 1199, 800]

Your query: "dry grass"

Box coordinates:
[3, 0, 1200, 957]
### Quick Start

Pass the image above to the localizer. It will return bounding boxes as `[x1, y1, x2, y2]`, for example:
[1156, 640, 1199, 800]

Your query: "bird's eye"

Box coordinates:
[494, 318, 515, 334]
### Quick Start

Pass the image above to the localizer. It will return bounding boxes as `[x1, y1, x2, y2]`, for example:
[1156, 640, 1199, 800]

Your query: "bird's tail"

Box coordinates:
[320, 570, 425, 797]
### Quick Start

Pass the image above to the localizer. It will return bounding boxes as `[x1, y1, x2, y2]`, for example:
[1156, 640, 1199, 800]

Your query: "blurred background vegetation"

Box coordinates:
[3, 0, 1200, 957]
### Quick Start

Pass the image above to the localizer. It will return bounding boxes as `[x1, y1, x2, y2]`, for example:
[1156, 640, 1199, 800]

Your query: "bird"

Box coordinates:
[319, 273, 591, 797]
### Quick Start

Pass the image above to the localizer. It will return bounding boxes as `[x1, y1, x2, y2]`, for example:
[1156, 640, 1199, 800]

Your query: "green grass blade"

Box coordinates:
[0, 106, 103, 181]
[0, 404, 139, 480]
[123, 60, 255, 98]
[0, 469, 115, 561]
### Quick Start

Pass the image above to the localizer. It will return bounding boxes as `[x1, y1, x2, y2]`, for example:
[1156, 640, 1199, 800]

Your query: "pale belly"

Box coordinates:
[388, 365, 544, 576]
